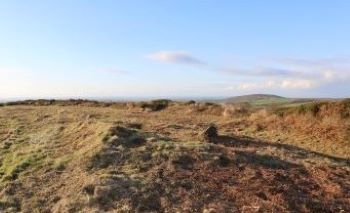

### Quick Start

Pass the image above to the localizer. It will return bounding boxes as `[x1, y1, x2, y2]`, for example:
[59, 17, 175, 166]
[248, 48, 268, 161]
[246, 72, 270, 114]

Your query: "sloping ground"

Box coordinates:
[219, 94, 337, 107]
[221, 94, 285, 102]
[0, 104, 349, 212]
[219, 94, 293, 106]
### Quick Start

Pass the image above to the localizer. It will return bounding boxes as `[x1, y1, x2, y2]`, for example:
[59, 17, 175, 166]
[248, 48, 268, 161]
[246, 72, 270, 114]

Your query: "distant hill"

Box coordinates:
[219, 94, 317, 107]
[222, 94, 285, 102]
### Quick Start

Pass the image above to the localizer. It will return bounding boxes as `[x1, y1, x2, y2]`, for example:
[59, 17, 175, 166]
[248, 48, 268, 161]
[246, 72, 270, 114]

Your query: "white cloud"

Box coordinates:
[222, 57, 350, 91]
[221, 67, 304, 77]
[234, 79, 317, 91]
[277, 57, 350, 68]
[236, 81, 274, 90]
[147, 51, 205, 65]
[322, 70, 338, 81]
[280, 79, 317, 89]
[146, 53, 350, 92]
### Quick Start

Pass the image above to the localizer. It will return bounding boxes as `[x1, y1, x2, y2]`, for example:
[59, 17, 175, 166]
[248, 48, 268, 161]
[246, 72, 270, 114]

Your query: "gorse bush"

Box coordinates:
[185, 100, 196, 105]
[295, 100, 350, 118]
[222, 103, 250, 118]
[297, 102, 327, 116]
[140, 99, 171, 111]
[339, 99, 350, 118]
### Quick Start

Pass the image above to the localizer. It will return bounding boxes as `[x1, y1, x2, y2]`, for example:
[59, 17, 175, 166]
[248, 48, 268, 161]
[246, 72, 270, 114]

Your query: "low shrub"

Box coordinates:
[172, 153, 195, 170]
[297, 102, 327, 116]
[339, 99, 350, 118]
[185, 100, 196, 105]
[125, 122, 142, 129]
[140, 99, 171, 111]
[222, 103, 250, 117]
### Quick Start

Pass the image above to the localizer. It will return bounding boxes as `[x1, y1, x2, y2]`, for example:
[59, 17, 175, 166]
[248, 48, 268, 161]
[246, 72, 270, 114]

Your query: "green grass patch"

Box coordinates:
[0, 143, 47, 183]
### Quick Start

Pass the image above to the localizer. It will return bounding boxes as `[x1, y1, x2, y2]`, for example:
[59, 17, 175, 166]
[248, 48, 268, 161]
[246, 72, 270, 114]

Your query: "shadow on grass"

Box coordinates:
[211, 134, 350, 166]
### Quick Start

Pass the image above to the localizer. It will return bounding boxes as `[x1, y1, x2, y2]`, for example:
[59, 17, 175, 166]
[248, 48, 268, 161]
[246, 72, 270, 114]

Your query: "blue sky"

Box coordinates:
[1, 0, 350, 99]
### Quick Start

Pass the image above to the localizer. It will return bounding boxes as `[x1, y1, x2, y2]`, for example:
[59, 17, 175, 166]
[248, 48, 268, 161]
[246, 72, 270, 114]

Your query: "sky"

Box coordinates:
[1, 0, 350, 99]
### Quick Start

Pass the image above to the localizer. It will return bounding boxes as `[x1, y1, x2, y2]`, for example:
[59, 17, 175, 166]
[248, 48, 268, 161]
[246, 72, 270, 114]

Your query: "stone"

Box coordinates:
[202, 124, 218, 142]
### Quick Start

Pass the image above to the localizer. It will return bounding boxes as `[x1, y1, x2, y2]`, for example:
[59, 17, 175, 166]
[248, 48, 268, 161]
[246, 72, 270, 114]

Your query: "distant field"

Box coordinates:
[218, 94, 342, 108]
[247, 96, 292, 106]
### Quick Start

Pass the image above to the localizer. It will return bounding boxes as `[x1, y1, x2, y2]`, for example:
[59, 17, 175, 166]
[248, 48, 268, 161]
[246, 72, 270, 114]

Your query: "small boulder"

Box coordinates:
[202, 124, 218, 142]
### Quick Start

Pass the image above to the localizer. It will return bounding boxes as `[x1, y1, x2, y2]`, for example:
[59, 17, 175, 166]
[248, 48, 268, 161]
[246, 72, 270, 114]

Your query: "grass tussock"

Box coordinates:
[186, 102, 223, 115]
[222, 103, 250, 118]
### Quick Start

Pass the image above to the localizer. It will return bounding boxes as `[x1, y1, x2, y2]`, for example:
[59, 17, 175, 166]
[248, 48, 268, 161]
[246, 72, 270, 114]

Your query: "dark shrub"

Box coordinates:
[172, 154, 195, 170]
[126, 122, 143, 129]
[140, 99, 171, 111]
[298, 102, 327, 116]
[339, 99, 350, 118]
[202, 124, 218, 142]
[185, 100, 196, 105]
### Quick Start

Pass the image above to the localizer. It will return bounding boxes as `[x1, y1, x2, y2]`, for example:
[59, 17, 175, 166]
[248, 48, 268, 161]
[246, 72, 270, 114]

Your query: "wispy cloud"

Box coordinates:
[277, 57, 350, 67]
[221, 67, 305, 77]
[223, 57, 350, 91]
[147, 52, 350, 91]
[232, 79, 317, 91]
[147, 51, 206, 65]
[280, 79, 317, 89]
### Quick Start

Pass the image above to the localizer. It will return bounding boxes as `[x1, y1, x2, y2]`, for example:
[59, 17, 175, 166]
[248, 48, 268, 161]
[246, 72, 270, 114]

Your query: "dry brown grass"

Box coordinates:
[220, 101, 349, 158]
[0, 100, 349, 212]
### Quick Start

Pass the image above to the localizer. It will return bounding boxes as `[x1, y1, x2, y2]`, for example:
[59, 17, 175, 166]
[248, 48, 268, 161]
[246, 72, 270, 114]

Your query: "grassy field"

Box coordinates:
[0, 100, 349, 212]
